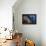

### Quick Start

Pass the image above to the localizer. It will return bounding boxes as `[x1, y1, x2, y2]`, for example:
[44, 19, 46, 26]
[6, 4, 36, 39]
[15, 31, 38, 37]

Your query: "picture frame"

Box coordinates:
[22, 14, 37, 24]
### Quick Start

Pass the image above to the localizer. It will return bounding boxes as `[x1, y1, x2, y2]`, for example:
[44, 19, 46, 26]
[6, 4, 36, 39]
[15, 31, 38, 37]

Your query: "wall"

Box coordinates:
[41, 0, 46, 46]
[0, 0, 16, 30]
[13, 0, 41, 46]
[0, 0, 17, 38]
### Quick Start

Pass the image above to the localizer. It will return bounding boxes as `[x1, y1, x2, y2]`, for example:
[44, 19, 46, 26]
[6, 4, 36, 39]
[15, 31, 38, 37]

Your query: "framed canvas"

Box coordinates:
[22, 14, 37, 24]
